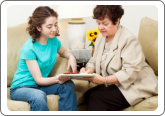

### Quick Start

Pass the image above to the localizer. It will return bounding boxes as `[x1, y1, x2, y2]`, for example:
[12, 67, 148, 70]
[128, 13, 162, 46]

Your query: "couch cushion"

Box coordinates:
[72, 79, 90, 105]
[7, 87, 30, 111]
[7, 23, 30, 87]
[138, 17, 158, 75]
[123, 96, 158, 111]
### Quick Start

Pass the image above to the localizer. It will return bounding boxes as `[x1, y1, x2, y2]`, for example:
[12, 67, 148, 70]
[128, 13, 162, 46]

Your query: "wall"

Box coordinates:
[7, 5, 158, 49]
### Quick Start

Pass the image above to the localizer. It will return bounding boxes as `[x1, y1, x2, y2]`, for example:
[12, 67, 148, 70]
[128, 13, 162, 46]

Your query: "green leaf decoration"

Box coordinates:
[89, 42, 94, 46]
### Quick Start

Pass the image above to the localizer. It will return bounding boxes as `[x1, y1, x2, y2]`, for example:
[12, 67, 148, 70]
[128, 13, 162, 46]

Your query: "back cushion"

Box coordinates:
[7, 23, 30, 87]
[138, 17, 158, 75]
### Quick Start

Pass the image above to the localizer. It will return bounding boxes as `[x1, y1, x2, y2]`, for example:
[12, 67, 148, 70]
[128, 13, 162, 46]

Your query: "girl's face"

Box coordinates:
[97, 16, 118, 38]
[37, 16, 58, 39]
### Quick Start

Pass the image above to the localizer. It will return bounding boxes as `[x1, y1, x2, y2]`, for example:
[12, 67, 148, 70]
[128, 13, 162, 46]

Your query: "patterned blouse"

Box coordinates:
[100, 39, 112, 77]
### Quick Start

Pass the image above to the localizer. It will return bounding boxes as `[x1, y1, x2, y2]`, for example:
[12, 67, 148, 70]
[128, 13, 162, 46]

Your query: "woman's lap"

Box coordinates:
[85, 84, 130, 111]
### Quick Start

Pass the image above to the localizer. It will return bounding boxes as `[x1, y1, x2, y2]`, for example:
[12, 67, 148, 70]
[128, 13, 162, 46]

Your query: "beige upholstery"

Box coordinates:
[7, 23, 89, 111]
[122, 96, 158, 111]
[89, 17, 158, 111]
[138, 17, 158, 75]
[7, 23, 31, 87]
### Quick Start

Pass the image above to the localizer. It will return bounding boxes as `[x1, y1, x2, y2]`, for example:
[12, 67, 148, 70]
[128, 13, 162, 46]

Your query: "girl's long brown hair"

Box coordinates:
[26, 6, 60, 43]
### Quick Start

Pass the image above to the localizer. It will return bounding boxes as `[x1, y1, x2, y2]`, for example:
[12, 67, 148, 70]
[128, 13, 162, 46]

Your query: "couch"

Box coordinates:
[7, 23, 89, 111]
[7, 17, 158, 111]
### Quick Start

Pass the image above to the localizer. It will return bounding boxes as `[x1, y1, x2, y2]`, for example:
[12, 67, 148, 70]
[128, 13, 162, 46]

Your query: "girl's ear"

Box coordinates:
[36, 26, 41, 32]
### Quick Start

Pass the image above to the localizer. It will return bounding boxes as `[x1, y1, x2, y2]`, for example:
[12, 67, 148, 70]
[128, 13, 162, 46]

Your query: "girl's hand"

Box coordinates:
[67, 55, 77, 73]
[83, 73, 105, 85]
[56, 75, 71, 84]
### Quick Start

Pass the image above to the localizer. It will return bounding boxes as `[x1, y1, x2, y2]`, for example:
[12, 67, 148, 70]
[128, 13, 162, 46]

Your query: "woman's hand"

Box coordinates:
[83, 73, 105, 85]
[80, 67, 91, 74]
[68, 55, 77, 72]
[56, 75, 71, 84]
[80, 67, 94, 74]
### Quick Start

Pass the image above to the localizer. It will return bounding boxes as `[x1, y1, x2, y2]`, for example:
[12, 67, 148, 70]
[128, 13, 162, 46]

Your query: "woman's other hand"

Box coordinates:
[83, 73, 105, 85]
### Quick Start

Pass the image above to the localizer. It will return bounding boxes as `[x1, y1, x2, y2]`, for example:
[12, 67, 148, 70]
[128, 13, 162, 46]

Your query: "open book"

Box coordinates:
[58, 73, 95, 80]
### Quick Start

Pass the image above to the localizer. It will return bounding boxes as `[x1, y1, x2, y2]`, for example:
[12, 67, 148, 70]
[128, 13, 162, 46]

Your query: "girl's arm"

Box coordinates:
[57, 45, 77, 72]
[26, 60, 70, 86]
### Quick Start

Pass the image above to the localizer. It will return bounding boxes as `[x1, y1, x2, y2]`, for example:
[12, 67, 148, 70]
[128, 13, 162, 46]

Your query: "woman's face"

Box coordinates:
[97, 16, 118, 38]
[38, 16, 58, 39]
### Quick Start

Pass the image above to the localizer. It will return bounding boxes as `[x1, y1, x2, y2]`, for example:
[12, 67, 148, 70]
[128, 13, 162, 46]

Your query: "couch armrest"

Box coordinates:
[48, 55, 72, 77]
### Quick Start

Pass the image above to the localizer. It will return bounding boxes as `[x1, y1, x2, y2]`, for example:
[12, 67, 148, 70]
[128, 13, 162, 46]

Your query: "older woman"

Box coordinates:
[80, 5, 158, 111]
